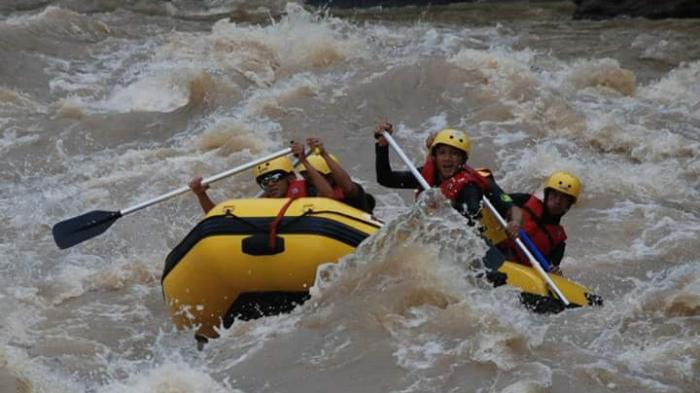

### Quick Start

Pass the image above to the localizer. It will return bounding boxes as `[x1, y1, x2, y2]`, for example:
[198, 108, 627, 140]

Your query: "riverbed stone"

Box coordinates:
[573, 0, 700, 19]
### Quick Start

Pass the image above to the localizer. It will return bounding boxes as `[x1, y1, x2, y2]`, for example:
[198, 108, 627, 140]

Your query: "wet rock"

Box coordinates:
[305, 0, 468, 8]
[573, 0, 700, 20]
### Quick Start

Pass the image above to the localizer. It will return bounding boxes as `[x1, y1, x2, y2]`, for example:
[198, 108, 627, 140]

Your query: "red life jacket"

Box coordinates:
[285, 179, 308, 198]
[510, 195, 567, 266]
[286, 179, 345, 200]
[332, 186, 345, 200]
[418, 155, 490, 200]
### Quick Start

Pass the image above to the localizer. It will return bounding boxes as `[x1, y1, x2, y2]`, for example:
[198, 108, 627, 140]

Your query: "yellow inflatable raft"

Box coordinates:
[162, 198, 383, 338]
[163, 198, 602, 339]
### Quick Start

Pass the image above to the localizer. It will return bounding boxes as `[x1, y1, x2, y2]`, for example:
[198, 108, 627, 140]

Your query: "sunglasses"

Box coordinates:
[258, 172, 286, 188]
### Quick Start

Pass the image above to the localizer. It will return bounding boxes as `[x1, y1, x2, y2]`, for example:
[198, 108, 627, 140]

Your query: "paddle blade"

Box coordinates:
[52, 210, 122, 249]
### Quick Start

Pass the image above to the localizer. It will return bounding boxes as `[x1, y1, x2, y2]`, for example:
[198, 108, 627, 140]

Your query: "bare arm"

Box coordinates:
[291, 141, 335, 198]
[307, 137, 359, 197]
[506, 206, 523, 238]
[189, 176, 216, 214]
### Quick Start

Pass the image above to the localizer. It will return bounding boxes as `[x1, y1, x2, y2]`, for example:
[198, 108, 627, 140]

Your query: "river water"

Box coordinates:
[1, 1, 698, 392]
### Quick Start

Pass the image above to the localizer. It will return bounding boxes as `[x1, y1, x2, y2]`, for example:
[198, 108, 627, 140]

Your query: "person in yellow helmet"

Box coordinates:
[188, 142, 337, 213]
[188, 155, 299, 213]
[297, 137, 375, 213]
[374, 121, 513, 221]
[501, 171, 582, 273]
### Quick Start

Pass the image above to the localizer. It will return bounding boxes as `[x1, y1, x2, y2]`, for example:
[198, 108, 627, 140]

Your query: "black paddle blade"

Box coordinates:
[52, 210, 122, 249]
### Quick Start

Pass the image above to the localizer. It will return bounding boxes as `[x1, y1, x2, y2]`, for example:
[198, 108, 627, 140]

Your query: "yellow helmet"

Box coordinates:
[253, 156, 294, 181]
[296, 154, 339, 176]
[544, 171, 581, 202]
[430, 128, 471, 156]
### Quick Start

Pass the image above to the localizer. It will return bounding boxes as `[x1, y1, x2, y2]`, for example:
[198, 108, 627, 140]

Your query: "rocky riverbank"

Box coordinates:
[306, 0, 700, 19]
[573, 0, 700, 19]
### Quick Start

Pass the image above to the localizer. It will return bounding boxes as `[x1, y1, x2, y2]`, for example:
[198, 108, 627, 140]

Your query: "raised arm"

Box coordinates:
[374, 121, 421, 189]
[291, 140, 335, 198]
[307, 137, 358, 197]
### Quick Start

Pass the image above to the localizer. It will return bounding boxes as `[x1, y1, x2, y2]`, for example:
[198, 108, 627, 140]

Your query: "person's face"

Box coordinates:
[545, 189, 574, 216]
[259, 172, 290, 198]
[434, 144, 466, 179]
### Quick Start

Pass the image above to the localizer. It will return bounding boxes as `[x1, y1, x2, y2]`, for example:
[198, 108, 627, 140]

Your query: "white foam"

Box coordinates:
[0, 128, 40, 154]
[307, 190, 548, 378]
[615, 337, 697, 384]
[639, 60, 700, 111]
[632, 33, 683, 62]
[496, 139, 699, 203]
[393, 335, 446, 370]
[207, 3, 368, 82]
[563, 58, 636, 97]
[242, 72, 323, 118]
[448, 47, 538, 103]
[101, 73, 191, 113]
[98, 361, 241, 393]
[0, 345, 85, 393]
[0, 87, 45, 113]
[501, 362, 552, 393]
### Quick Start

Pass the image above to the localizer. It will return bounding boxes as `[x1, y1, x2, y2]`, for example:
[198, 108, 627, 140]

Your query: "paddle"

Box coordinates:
[481, 198, 569, 305]
[379, 131, 431, 190]
[518, 228, 552, 272]
[53, 148, 293, 249]
[380, 131, 570, 306]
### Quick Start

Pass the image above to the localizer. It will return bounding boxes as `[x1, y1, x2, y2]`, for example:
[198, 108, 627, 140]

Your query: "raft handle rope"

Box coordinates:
[269, 196, 301, 251]
[222, 210, 267, 232]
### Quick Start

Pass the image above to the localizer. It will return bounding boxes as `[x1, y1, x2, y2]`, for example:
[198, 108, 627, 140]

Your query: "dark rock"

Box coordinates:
[305, 0, 472, 9]
[573, 0, 700, 20]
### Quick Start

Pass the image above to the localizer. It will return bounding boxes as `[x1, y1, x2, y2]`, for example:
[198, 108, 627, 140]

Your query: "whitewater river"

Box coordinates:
[1, 1, 698, 392]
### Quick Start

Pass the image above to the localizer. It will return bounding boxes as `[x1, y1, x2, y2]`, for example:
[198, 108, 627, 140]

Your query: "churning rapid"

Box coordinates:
[1, 1, 698, 392]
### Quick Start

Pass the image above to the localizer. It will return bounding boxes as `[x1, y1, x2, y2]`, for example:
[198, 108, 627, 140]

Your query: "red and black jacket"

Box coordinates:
[506, 194, 567, 266]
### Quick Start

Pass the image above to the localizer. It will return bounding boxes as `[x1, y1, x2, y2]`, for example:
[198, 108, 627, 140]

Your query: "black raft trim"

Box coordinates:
[222, 291, 311, 328]
[163, 215, 374, 280]
[520, 292, 568, 314]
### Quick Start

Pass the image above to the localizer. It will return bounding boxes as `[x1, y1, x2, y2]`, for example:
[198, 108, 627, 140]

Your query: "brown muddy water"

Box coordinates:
[0, 1, 698, 392]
